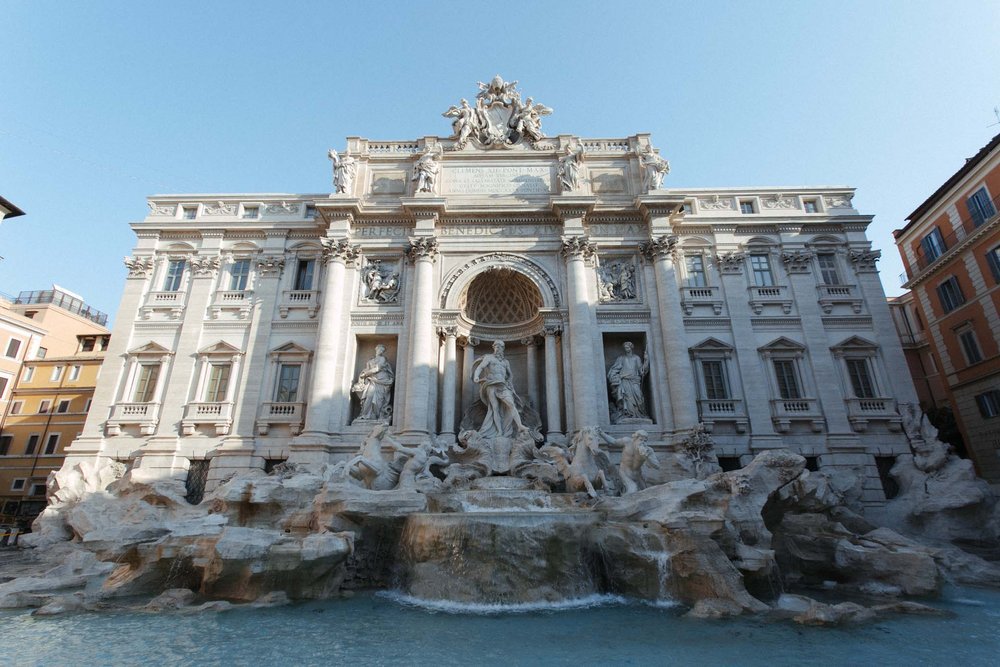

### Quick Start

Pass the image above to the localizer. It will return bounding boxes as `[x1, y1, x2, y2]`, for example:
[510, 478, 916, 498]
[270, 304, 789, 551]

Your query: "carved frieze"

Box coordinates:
[763, 194, 797, 210]
[203, 201, 237, 216]
[264, 202, 300, 215]
[824, 195, 854, 209]
[361, 259, 401, 303]
[148, 203, 175, 216]
[597, 258, 638, 302]
[698, 195, 735, 211]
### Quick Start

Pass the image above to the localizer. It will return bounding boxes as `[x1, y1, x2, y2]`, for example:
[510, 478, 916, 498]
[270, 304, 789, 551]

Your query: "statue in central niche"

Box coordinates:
[472, 340, 527, 439]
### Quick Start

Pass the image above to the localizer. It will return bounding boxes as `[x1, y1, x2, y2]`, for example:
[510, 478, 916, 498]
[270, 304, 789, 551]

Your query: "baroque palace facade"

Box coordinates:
[65, 78, 917, 505]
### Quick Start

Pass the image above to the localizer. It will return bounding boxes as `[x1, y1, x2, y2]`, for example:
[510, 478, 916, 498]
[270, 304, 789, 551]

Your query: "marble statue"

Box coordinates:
[509, 95, 552, 143]
[395, 442, 448, 491]
[900, 402, 950, 473]
[607, 342, 650, 423]
[471, 340, 527, 439]
[443, 76, 552, 148]
[345, 423, 401, 490]
[412, 147, 441, 194]
[599, 428, 660, 494]
[597, 260, 636, 302]
[442, 99, 477, 148]
[541, 427, 611, 497]
[361, 261, 400, 303]
[640, 144, 670, 191]
[680, 423, 715, 478]
[328, 148, 357, 195]
[352, 345, 394, 423]
[557, 144, 584, 192]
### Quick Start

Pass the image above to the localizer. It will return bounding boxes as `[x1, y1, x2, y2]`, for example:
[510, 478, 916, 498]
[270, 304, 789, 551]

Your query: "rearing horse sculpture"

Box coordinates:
[541, 427, 609, 497]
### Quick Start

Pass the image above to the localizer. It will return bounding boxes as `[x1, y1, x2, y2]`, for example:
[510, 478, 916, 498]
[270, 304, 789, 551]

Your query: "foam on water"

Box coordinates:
[376, 590, 628, 615]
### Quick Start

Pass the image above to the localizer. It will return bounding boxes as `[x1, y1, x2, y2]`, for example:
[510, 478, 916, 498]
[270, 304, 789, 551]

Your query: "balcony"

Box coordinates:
[904, 190, 1000, 280]
[845, 397, 901, 432]
[181, 401, 234, 436]
[210, 290, 253, 320]
[279, 290, 319, 319]
[680, 286, 724, 316]
[697, 398, 748, 433]
[816, 284, 863, 314]
[747, 285, 792, 315]
[106, 402, 161, 436]
[256, 402, 305, 435]
[770, 397, 824, 433]
[141, 291, 186, 320]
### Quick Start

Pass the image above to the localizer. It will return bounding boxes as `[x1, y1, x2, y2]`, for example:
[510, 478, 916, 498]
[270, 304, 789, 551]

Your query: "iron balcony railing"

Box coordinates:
[15, 289, 108, 326]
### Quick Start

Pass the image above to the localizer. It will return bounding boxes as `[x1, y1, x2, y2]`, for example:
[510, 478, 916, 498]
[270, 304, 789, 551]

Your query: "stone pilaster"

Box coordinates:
[543, 324, 563, 440]
[642, 235, 699, 431]
[560, 235, 600, 429]
[400, 236, 439, 439]
[439, 326, 458, 441]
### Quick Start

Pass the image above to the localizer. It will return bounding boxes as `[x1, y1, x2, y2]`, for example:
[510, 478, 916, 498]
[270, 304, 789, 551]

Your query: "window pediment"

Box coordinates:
[759, 337, 806, 352]
[127, 342, 173, 356]
[198, 341, 243, 357]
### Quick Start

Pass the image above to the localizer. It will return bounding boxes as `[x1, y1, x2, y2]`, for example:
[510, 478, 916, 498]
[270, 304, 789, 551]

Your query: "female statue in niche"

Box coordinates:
[353, 344, 394, 422]
[607, 341, 650, 423]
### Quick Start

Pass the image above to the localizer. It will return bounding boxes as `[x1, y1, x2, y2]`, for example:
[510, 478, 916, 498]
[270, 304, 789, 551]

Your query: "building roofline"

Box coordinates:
[0, 195, 25, 219]
[899, 132, 1000, 235]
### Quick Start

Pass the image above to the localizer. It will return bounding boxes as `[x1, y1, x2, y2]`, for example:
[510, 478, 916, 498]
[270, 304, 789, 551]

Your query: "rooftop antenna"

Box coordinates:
[989, 106, 1000, 128]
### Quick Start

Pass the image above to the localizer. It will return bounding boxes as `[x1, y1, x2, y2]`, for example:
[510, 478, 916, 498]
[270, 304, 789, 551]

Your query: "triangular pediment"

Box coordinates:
[127, 341, 172, 356]
[759, 336, 806, 352]
[269, 341, 312, 356]
[831, 335, 878, 351]
[690, 337, 733, 352]
[198, 340, 243, 356]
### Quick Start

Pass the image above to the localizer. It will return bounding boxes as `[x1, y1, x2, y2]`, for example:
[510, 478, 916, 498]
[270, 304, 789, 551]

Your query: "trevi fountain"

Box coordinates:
[2, 77, 999, 665]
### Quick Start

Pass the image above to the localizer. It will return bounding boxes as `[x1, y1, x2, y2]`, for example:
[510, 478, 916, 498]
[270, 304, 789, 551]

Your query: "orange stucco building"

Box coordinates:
[894, 132, 1000, 483]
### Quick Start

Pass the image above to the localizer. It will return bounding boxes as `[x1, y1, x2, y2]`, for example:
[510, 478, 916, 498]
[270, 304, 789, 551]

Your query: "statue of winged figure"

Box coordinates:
[509, 95, 552, 143]
[442, 98, 480, 148]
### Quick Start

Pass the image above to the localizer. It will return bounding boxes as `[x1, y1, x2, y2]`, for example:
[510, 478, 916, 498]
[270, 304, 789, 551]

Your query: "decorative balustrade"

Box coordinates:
[256, 402, 305, 435]
[769, 397, 823, 433]
[697, 398, 747, 433]
[279, 290, 319, 319]
[141, 291, 186, 320]
[680, 286, 723, 315]
[747, 285, 792, 314]
[816, 284, 863, 314]
[210, 290, 253, 319]
[845, 397, 900, 432]
[106, 402, 161, 436]
[181, 402, 234, 436]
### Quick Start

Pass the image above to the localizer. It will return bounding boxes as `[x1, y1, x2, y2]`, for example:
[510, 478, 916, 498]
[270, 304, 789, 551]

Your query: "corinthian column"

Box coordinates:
[642, 235, 699, 430]
[401, 236, 438, 437]
[522, 335, 539, 409]
[439, 326, 458, 441]
[299, 238, 359, 438]
[561, 236, 600, 429]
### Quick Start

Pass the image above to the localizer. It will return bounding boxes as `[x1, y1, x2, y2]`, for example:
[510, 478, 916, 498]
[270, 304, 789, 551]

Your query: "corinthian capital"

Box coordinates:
[321, 238, 360, 265]
[190, 255, 221, 276]
[123, 255, 154, 278]
[560, 235, 596, 260]
[640, 234, 678, 261]
[406, 236, 439, 263]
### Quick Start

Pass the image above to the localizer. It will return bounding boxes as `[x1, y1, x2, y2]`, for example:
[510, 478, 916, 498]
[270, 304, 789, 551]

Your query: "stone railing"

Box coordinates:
[211, 290, 254, 320]
[256, 402, 305, 436]
[697, 398, 748, 433]
[279, 290, 319, 319]
[181, 401, 234, 436]
[141, 291, 186, 320]
[816, 284, 863, 314]
[845, 397, 900, 433]
[747, 285, 792, 315]
[680, 286, 724, 315]
[770, 397, 824, 433]
[106, 402, 161, 436]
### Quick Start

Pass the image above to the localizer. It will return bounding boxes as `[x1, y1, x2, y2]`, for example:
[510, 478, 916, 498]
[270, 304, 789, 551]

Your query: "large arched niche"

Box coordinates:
[439, 253, 560, 311]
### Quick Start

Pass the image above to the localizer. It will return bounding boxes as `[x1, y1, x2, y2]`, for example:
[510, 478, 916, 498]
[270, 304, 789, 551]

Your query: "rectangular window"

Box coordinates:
[163, 259, 186, 292]
[975, 390, 1000, 418]
[966, 187, 996, 228]
[133, 364, 161, 403]
[686, 255, 707, 287]
[920, 228, 947, 262]
[816, 253, 841, 285]
[36, 347, 46, 359]
[936, 276, 966, 313]
[51, 366, 64, 382]
[772, 359, 802, 399]
[229, 259, 251, 291]
[846, 358, 877, 398]
[958, 329, 983, 365]
[205, 363, 232, 402]
[69, 365, 81, 381]
[25, 434, 39, 455]
[750, 254, 775, 286]
[43, 434, 59, 455]
[23, 367, 34, 383]
[740, 200, 755, 214]
[304, 205, 317, 219]
[11, 479, 25, 491]
[10, 400, 23, 415]
[803, 199, 819, 213]
[56, 399, 71, 414]
[84, 398, 92, 412]
[38, 400, 51, 414]
[0, 376, 7, 399]
[987, 246, 1000, 284]
[294, 259, 315, 291]
[5, 338, 22, 359]
[701, 360, 730, 400]
[242, 206, 259, 220]
[30, 483, 46, 496]
[276, 364, 301, 403]
[182, 206, 197, 220]
[80, 337, 96, 352]
[0, 435, 11, 455]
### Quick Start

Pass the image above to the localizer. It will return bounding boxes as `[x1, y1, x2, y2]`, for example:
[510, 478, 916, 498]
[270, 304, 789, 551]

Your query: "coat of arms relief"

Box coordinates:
[442, 75, 553, 150]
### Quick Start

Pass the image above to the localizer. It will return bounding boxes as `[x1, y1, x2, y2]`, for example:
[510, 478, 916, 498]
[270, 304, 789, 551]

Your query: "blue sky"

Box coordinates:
[2, 1, 999, 320]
